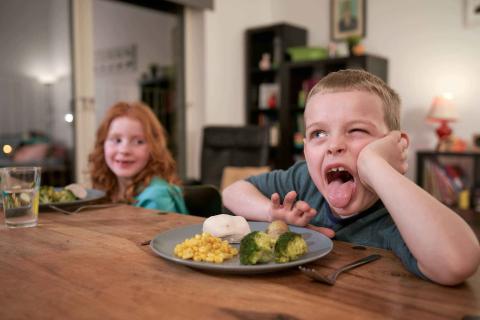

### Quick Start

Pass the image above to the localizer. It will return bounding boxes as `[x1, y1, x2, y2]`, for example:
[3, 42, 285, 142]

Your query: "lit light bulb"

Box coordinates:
[64, 113, 74, 123]
[3, 144, 13, 154]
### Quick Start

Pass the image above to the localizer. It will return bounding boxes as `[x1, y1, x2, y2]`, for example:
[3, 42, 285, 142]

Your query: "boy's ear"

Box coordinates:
[400, 131, 410, 148]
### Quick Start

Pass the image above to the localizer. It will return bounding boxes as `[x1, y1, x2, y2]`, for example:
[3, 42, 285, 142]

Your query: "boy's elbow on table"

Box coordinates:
[422, 249, 480, 286]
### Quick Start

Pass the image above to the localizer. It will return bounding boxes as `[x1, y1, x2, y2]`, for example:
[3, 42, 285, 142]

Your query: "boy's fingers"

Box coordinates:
[271, 193, 280, 209]
[295, 200, 311, 212]
[306, 225, 336, 238]
[291, 204, 316, 225]
[299, 210, 316, 225]
[283, 191, 297, 210]
[291, 208, 304, 221]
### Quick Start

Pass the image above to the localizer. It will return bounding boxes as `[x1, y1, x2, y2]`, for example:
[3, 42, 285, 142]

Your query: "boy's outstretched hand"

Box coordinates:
[270, 191, 317, 226]
[270, 191, 335, 238]
[357, 130, 409, 189]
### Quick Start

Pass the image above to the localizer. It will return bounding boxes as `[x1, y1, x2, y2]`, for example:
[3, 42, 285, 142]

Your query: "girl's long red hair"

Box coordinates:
[88, 101, 180, 203]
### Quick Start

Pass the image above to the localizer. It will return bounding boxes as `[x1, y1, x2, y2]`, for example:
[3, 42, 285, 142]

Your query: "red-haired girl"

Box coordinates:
[89, 102, 188, 213]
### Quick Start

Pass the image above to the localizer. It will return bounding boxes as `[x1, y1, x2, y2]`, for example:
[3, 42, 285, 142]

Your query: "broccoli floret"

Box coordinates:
[239, 231, 275, 265]
[39, 186, 55, 204]
[39, 186, 77, 204]
[274, 231, 308, 263]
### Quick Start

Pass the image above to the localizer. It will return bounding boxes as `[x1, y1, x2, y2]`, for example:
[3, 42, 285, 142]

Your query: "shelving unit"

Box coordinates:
[245, 23, 307, 169]
[140, 76, 177, 158]
[416, 150, 480, 210]
[245, 23, 388, 169]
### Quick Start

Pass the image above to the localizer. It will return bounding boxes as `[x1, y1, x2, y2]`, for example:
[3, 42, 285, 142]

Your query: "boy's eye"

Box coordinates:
[313, 130, 327, 138]
[308, 130, 328, 140]
[350, 128, 368, 134]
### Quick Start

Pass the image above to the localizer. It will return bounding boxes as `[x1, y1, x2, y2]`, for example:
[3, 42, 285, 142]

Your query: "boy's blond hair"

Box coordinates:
[306, 69, 401, 130]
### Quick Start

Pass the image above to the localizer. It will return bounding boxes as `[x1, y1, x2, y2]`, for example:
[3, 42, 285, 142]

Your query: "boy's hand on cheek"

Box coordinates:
[270, 191, 317, 226]
[357, 131, 409, 188]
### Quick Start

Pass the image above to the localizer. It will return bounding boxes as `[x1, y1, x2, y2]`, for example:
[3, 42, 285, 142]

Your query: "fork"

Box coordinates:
[299, 254, 381, 285]
[47, 203, 121, 215]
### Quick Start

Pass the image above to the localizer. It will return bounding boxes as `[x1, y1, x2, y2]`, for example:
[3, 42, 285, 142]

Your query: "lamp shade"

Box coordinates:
[426, 95, 458, 123]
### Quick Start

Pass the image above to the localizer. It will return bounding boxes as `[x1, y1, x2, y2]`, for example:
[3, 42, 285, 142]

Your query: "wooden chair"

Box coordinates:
[220, 166, 270, 191]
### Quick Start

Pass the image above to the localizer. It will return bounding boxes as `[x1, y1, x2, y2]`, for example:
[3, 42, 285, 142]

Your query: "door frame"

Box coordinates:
[71, 0, 187, 182]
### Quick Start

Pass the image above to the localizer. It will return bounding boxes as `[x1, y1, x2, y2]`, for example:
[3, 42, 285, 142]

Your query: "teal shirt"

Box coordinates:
[247, 160, 427, 279]
[135, 177, 188, 214]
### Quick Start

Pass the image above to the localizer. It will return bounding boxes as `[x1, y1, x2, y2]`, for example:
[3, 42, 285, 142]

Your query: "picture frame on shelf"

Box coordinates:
[473, 134, 480, 150]
[258, 83, 280, 110]
[465, 0, 480, 27]
[330, 0, 366, 41]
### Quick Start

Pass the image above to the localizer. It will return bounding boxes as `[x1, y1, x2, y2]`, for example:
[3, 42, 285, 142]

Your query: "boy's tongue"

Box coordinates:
[327, 179, 355, 208]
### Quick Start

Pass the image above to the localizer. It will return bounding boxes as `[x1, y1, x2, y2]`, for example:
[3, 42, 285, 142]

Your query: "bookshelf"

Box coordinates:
[245, 23, 307, 169]
[140, 76, 177, 158]
[416, 151, 480, 211]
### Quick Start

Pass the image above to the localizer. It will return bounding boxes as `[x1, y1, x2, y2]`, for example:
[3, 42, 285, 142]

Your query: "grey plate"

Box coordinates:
[150, 221, 333, 274]
[39, 188, 106, 209]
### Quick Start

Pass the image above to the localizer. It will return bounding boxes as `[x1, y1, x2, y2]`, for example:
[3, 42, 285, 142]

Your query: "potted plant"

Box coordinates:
[346, 36, 364, 56]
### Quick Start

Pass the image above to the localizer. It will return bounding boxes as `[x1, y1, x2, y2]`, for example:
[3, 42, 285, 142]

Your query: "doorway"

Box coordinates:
[92, 0, 186, 178]
[0, 0, 74, 186]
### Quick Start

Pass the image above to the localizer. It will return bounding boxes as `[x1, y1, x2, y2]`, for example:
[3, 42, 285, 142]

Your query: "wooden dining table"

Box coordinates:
[0, 205, 478, 320]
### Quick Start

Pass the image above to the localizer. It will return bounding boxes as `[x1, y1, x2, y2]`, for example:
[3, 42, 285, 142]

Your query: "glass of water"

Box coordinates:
[1, 167, 41, 228]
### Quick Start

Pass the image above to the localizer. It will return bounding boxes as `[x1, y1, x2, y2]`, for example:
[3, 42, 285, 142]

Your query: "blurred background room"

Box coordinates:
[1, 0, 479, 212]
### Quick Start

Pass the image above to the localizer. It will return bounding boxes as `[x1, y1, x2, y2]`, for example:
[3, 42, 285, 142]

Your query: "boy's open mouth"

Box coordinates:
[325, 166, 356, 208]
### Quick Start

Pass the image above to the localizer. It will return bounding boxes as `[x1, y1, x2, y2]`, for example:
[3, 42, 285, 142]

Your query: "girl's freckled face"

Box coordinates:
[104, 116, 151, 185]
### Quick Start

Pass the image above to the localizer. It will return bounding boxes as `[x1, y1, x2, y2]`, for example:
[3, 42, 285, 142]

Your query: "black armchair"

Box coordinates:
[194, 125, 270, 189]
[182, 184, 222, 217]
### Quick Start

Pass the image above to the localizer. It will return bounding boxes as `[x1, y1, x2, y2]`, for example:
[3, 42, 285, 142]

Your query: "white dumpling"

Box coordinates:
[202, 214, 251, 242]
[65, 183, 87, 199]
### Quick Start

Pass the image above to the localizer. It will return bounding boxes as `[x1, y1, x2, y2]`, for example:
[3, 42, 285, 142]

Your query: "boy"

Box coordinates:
[223, 69, 480, 285]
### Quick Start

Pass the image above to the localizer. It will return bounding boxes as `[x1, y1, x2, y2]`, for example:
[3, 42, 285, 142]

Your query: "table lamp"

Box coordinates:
[426, 94, 458, 150]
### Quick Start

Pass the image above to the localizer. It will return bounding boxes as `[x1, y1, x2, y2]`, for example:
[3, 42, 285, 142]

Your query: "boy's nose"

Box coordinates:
[327, 140, 346, 155]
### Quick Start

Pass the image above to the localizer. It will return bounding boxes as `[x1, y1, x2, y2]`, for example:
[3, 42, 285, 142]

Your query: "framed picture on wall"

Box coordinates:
[465, 0, 480, 27]
[330, 0, 366, 41]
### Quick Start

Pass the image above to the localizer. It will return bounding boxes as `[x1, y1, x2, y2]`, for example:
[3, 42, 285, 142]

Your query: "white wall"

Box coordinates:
[203, 0, 274, 125]
[364, 0, 480, 153]
[201, 0, 480, 179]
[0, 1, 51, 78]
[0, 0, 72, 148]
[183, 0, 274, 178]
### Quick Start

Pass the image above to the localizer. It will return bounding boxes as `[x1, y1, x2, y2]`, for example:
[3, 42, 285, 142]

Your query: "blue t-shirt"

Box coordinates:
[135, 177, 188, 214]
[247, 160, 426, 279]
